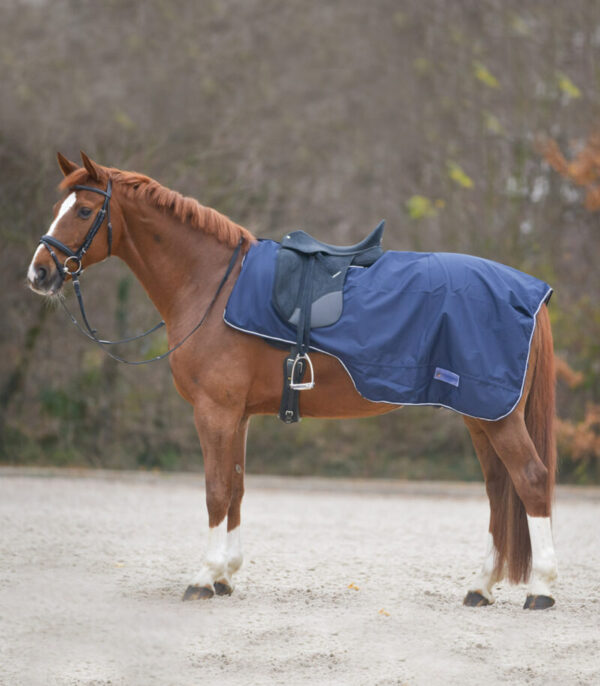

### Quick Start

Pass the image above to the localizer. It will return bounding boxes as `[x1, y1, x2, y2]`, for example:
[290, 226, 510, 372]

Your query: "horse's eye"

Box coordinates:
[78, 207, 92, 219]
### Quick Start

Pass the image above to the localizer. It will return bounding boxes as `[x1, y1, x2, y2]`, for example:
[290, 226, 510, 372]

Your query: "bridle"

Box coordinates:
[40, 179, 113, 280]
[38, 178, 243, 365]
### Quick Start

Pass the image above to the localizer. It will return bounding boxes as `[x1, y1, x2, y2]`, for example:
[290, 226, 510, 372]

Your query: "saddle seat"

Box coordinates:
[281, 221, 385, 265]
[273, 221, 386, 423]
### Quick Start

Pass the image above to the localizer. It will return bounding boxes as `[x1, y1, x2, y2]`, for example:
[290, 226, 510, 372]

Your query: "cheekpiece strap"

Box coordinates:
[70, 178, 113, 257]
[38, 177, 114, 281]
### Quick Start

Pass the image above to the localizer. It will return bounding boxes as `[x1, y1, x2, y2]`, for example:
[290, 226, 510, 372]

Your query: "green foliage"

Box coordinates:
[556, 72, 581, 99]
[406, 195, 437, 219]
[483, 111, 503, 135]
[447, 161, 474, 189]
[509, 13, 531, 37]
[473, 61, 500, 89]
[114, 110, 136, 131]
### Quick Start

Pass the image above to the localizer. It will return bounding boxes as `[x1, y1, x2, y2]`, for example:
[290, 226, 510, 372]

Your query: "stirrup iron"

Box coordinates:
[289, 352, 315, 391]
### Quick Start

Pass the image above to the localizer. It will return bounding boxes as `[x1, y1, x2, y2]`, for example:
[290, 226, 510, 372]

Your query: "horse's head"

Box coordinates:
[27, 151, 119, 295]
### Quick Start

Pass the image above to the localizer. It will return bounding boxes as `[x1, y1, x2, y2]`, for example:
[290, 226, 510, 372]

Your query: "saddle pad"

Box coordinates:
[224, 239, 552, 420]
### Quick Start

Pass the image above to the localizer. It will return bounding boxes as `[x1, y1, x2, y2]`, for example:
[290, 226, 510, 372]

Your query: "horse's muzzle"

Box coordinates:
[27, 263, 63, 295]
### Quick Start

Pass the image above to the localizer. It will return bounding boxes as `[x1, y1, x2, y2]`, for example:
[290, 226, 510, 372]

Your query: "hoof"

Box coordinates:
[214, 580, 234, 596]
[523, 594, 555, 610]
[463, 591, 491, 607]
[182, 584, 214, 601]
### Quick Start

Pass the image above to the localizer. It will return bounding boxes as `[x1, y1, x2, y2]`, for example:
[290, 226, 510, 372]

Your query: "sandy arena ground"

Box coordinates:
[0, 468, 599, 686]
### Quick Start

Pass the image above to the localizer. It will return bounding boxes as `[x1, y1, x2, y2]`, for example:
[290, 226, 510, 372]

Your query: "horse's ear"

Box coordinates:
[57, 152, 79, 177]
[80, 150, 101, 182]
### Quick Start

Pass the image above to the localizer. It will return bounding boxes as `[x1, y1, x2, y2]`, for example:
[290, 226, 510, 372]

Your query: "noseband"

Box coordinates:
[38, 177, 243, 365]
[40, 179, 113, 279]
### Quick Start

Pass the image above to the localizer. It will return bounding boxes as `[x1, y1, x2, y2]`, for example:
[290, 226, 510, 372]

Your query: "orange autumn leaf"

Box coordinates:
[539, 132, 600, 210]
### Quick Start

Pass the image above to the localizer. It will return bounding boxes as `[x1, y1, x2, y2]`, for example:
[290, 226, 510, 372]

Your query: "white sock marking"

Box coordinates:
[467, 532, 500, 602]
[527, 515, 557, 597]
[226, 526, 243, 576]
[191, 520, 228, 588]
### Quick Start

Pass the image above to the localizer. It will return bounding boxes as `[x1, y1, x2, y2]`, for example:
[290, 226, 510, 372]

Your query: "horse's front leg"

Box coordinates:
[183, 404, 248, 601]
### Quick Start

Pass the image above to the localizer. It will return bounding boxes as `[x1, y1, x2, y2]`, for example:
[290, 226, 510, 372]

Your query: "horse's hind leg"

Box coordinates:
[463, 419, 506, 606]
[182, 403, 248, 601]
[482, 412, 557, 609]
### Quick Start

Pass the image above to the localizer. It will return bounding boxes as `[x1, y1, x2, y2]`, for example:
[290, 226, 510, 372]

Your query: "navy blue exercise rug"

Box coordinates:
[224, 239, 552, 420]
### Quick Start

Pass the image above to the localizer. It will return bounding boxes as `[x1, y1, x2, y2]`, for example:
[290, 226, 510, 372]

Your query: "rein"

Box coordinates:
[39, 180, 243, 365]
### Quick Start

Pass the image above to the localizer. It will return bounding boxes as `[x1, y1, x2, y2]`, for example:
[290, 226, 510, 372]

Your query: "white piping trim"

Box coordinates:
[223, 284, 552, 422]
[500, 286, 553, 419]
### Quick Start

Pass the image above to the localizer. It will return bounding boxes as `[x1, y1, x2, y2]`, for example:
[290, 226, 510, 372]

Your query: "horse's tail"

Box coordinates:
[524, 304, 557, 514]
[496, 303, 556, 584]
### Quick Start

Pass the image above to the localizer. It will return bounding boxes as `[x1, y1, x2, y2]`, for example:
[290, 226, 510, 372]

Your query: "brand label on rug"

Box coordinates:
[434, 367, 460, 387]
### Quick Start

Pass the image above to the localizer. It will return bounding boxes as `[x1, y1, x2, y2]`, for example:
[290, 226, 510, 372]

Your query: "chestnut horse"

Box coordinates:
[27, 152, 558, 609]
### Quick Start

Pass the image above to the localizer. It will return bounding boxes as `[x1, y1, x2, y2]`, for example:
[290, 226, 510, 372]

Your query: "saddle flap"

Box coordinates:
[273, 250, 353, 328]
[273, 221, 386, 347]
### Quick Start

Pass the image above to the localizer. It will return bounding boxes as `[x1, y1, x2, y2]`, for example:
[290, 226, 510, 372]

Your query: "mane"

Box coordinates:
[60, 166, 256, 250]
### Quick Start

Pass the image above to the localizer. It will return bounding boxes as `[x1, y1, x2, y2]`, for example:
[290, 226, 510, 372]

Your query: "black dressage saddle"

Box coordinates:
[272, 220, 385, 423]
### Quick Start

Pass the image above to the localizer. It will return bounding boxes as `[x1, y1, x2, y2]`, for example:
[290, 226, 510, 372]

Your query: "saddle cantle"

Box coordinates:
[273, 221, 385, 423]
[279, 222, 385, 261]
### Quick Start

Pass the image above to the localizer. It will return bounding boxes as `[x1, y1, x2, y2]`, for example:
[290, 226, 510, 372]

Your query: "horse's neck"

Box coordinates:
[114, 194, 233, 328]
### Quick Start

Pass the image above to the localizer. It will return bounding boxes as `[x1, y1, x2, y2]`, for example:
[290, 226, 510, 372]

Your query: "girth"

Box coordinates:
[273, 221, 385, 423]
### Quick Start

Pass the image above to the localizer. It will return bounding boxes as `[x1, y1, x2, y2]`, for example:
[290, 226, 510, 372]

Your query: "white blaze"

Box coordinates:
[28, 192, 77, 282]
[47, 192, 77, 235]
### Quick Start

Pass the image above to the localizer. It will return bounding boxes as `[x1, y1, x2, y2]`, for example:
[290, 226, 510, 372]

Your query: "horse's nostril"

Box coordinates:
[36, 266, 47, 283]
